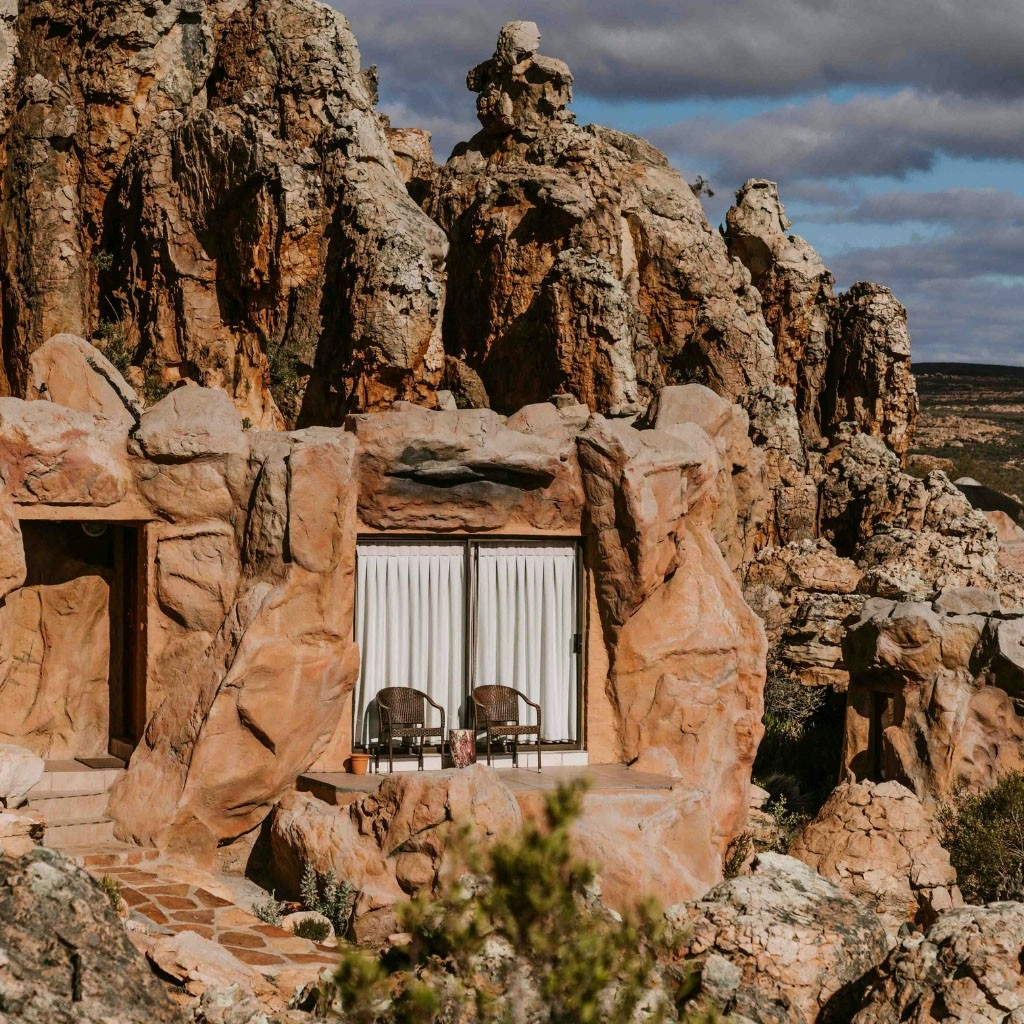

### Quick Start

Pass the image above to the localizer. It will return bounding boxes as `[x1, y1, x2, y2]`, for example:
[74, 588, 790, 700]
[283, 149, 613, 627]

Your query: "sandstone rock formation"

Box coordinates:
[0, 333, 770, 882]
[0, 847, 181, 1023]
[842, 589, 1024, 801]
[669, 852, 889, 1024]
[789, 779, 961, 937]
[725, 180, 918, 461]
[0, 0, 446, 425]
[271, 766, 523, 944]
[0, 742, 43, 807]
[852, 902, 1024, 1023]
[429, 24, 777, 418]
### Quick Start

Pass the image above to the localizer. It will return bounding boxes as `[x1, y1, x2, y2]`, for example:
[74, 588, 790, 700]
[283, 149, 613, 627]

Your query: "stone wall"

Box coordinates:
[0, 338, 766, 871]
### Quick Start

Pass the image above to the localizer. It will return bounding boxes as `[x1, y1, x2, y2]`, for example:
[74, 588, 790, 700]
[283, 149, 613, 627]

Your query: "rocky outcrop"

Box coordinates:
[109, 403, 360, 862]
[824, 283, 918, 462]
[852, 902, 1024, 1023]
[0, 0, 445, 425]
[270, 766, 522, 944]
[789, 780, 962, 937]
[0, 743, 43, 807]
[668, 852, 889, 1024]
[429, 24, 777, 419]
[0, 847, 182, 1023]
[726, 180, 835, 447]
[842, 589, 1024, 801]
[744, 539, 864, 688]
[646, 383, 768, 569]
[725, 180, 918, 462]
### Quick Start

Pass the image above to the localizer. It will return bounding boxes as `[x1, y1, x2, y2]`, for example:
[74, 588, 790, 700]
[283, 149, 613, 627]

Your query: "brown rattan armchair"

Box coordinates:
[375, 687, 446, 773]
[471, 685, 542, 772]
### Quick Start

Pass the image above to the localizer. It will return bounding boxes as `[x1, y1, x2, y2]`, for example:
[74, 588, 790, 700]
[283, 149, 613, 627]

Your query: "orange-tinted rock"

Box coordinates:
[27, 334, 140, 429]
[669, 853, 889, 1024]
[842, 594, 1024, 801]
[790, 779, 962, 937]
[0, 399, 130, 506]
[429, 28, 776, 418]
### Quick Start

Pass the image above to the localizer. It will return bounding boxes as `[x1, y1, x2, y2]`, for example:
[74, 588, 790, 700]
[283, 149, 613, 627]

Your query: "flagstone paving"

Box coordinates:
[80, 853, 338, 982]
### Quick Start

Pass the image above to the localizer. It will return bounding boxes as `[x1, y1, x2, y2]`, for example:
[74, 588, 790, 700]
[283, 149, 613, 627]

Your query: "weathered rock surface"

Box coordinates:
[726, 180, 835, 447]
[725, 180, 918, 461]
[789, 779, 961, 937]
[429, 25, 777, 418]
[270, 765, 522, 944]
[0, 742, 44, 807]
[852, 902, 1024, 1024]
[842, 591, 1024, 801]
[0, 806, 44, 857]
[27, 334, 141, 428]
[669, 852, 889, 1024]
[0, 847, 182, 1023]
[0, 0, 445, 425]
[744, 539, 864, 688]
[647, 383, 768, 568]
[824, 283, 918, 462]
[147, 930, 279, 1006]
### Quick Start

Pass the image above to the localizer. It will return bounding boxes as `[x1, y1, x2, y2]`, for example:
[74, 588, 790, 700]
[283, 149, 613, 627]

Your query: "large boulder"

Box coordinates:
[789, 780, 962, 937]
[0, 743, 44, 807]
[27, 334, 141, 429]
[270, 765, 523, 944]
[669, 853, 889, 1024]
[0, 848, 182, 1023]
[842, 593, 1024, 800]
[852, 902, 1024, 1023]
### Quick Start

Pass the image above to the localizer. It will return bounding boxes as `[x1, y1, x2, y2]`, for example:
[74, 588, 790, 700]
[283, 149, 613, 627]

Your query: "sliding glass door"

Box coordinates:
[353, 539, 581, 749]
[474, 545, 578, 742]
[353, 543, 466, 748]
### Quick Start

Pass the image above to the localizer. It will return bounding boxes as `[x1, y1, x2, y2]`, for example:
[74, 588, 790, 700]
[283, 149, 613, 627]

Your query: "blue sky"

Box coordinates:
[335, 1, 1024, 365]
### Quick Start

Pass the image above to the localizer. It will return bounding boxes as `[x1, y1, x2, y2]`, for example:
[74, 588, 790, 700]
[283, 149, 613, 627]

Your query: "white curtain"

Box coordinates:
[473, 545, 578, 742]
[354, 544, 465, 747]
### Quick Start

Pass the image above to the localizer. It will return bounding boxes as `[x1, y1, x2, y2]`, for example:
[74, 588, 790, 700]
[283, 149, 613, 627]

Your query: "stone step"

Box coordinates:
[63, 842, 160, 870]
[44, 817, 116, 849]
[29, 768, 123, 797]
[30, 790, 111, 822]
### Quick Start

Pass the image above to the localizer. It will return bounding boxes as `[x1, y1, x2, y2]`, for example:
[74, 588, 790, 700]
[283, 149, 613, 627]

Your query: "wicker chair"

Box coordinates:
[471, 685, 542, 772]
[374, 687, 446, 773]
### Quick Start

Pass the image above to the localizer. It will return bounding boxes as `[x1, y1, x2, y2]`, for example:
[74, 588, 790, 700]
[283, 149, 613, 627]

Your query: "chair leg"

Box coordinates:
[418, 736, 424, 771]
[486, 730, 492, 766]
[388, 735, 394, 774]
[374, 735, 380, 774]
[537, 734, 542, 774]
[512, 737, 518, 769]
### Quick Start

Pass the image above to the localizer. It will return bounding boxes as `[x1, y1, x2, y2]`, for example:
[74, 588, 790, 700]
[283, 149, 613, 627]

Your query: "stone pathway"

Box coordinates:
[80, 853, 338, 983]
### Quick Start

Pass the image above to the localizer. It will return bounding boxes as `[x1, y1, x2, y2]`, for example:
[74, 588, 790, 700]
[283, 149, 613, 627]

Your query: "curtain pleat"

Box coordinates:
[354, 544, 465, 746]
[473, 545, 578, 742]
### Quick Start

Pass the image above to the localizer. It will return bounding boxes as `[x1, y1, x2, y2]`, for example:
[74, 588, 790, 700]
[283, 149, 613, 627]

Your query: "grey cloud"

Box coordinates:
[336, 0, 1024, 111]
[651, 91, 1024, 186]
[805, 189, 1024, 228]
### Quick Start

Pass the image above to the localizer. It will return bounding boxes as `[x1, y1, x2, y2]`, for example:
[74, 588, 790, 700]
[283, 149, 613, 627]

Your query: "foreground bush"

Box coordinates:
[318, 782, 716, 1023]
[940, 771, 1024, 904]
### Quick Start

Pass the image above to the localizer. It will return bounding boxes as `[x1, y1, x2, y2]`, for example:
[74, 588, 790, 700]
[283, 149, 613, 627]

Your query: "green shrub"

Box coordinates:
[299, 861, 358, 938]
[98, 874, 121, 912]
[939, 771, 1024, 904]
[753, 666, 844, 819]
[251, 890, 284, 926]
[322, 781, 694, 1023]
[95, 320, 134, 378]
[292, 917, 332, 943]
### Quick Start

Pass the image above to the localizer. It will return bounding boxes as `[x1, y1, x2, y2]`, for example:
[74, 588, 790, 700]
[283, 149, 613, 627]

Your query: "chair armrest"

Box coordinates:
[517, 691, 542, 729]
[423, 693, 446, 734]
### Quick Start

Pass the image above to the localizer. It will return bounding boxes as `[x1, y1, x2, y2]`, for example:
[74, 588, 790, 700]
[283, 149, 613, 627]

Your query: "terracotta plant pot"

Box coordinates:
[348, 753, 371, 775]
